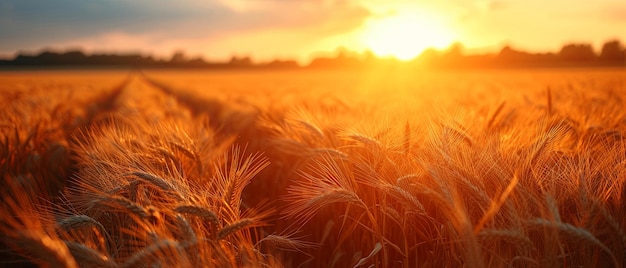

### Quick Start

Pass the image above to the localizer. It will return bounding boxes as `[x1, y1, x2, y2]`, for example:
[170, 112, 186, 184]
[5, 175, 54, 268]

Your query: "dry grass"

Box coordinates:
[1, 69, 625, 267]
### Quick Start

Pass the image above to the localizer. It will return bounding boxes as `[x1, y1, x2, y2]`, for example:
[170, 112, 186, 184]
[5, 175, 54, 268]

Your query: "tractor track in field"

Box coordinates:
[130, 73, 297, 215]
[1, 69, 281, 201]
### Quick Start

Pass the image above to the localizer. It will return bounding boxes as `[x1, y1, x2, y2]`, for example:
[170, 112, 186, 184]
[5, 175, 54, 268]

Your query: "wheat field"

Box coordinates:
[1, 68, 625, 267]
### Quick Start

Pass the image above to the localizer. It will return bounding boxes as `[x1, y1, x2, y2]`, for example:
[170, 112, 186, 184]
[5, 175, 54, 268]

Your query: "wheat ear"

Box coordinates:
[353, 242, 382, 268]
[125, 171, 178, 194]
[217, 218, 255, 240]
[174, 205, 220, 238]
[257, 234, 316, 253]
[64, 241, 118, 268]
[474, 173, 518, 234]
[487, 101, 506, 129]
[13, 231, 78, 268]
[56, 215, 112, 253]
[174, 214, 197, 244]
[477, 229, 532, 251]
[527, 218, 618, 266]
[121, 239, 184, 268]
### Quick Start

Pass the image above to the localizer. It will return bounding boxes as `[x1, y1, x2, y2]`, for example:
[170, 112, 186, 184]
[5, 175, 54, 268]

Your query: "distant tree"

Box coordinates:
[415, 48, 440, 66]
[495, 46, 562, 67]
[62, 50, 88, 64]
[433, 43, 465, 67]
[63, 50, 86, 58]
[559, 43, 596, 62]
[599, 40, 625, 62]
[446, 42, 464, 57]
[418, 48, 439, 58]
[362, 49, 376, 63]
[496, 45, 532, 65]
[498, 46, 523, 60]
[229, 56, 252, 67]
[170, 50, 186, 63]
[335, 46, 352, 58]
[264, 59, 299, 69]
[187, 57, 207, 67]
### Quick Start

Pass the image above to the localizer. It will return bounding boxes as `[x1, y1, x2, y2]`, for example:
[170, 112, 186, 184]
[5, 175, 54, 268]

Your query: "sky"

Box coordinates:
[1, 0, 625, 62]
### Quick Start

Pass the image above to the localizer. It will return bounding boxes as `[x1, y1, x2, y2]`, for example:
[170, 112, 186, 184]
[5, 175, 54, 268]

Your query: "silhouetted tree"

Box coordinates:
[229, 56, 252, 67]
[599, 40, 625, 62]
[362, 49, 376, 64]
[498, 46, 527, 61]
[559, 43, 596, 62]
[3, 40, 626, 70]
[187, 57, 207, 67]
[432, 43, 465, 67]
[170, 50, 187, 63]
[307, 47, 365, 69]
[263, 59, 299, 69]
[416, 48, 440, 62]
[446, 43, 464, 57]
[63, 50, 88, 64]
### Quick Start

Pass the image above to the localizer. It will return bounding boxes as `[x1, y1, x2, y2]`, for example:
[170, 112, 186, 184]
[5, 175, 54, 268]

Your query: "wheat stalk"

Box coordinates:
[121, 239, 185, 268]
[56, 215, 112, 253]
[174, 205, 220, 238]
[353, 242, 382, 268]
[174, 214, 197, 243]
[257, 234, 316, 253]
[526, 218, 618, 265]
[96, 195, 150, 219]
[217, 218, 255, 240]
[174, 205, 220, 227]
[474, 173, 518, 234]
[297, 119, 325, 140]
[57, 215, 106, 234]
[395, 173, 423, 187]
[403, 121, 411, 154]
[546, 86, 553, 114]
[310, 148, 349, 160]
[477, 229, 532, 251]
[347, 133, 382, 150]
[487, 101, 506, 129]
[64, 241, 118, 268]
[169, 141, 203, 175]
[442, 125, 473, 146]
[599, 208, 626, 259]
[125, 171, 177, 194]
[10, 230, 78, 268]
[383, 185, 426, 215]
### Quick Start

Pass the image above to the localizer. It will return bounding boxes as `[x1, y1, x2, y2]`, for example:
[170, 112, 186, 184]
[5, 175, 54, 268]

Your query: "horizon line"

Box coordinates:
[2, 38, 625, 64]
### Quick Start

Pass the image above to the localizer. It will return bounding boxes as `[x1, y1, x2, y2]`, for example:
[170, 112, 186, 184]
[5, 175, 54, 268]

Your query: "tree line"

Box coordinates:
[0, 40, 624, 70]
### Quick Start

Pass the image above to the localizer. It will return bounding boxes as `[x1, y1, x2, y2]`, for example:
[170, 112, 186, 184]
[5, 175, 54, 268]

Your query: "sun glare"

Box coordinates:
[360, 12, 456, 60]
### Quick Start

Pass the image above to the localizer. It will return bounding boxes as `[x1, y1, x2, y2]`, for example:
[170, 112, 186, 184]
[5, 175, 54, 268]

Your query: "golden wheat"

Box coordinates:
[2, 70, 625, 267]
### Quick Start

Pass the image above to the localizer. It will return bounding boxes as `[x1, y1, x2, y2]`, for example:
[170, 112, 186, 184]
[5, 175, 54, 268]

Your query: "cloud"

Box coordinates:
[0, 0, 373, 62]
[0, 0, 372, 56]
[0, 0, 231, 39]
[273, 1, 371, 34]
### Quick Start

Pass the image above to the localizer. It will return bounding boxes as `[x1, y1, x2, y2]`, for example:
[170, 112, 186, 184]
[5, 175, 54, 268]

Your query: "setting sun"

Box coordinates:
[360, 12, 456, 60]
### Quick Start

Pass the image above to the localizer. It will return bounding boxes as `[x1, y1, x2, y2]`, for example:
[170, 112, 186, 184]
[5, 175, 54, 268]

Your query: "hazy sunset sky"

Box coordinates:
[1, 0, 625, 62]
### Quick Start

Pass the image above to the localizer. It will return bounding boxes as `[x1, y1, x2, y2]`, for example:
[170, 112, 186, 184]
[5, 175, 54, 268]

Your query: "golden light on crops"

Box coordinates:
[359, 12, 457, 60]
